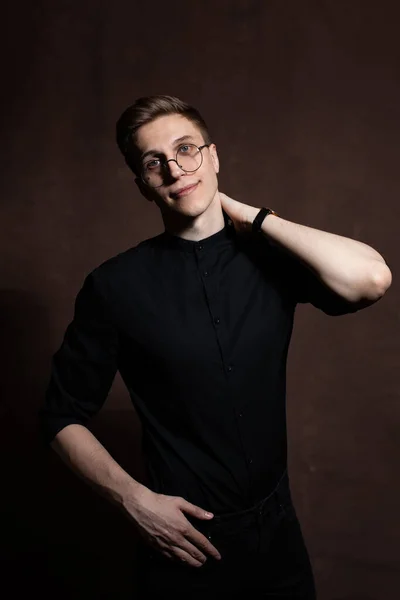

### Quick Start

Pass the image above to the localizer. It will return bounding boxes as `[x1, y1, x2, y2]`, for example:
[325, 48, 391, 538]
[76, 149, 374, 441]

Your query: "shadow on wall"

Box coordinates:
[0, 289, 145, 599]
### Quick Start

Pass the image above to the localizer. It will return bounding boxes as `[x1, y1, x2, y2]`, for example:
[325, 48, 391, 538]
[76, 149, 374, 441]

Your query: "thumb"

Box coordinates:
[178, 498, 214, 520]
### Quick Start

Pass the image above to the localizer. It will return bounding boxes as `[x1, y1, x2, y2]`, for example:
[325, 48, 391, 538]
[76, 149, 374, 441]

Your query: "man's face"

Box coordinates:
[133, 114, 220, 219]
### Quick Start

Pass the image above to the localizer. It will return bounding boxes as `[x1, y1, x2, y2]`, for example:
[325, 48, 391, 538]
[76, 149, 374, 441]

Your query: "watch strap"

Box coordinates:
[252, 207, 278, 233]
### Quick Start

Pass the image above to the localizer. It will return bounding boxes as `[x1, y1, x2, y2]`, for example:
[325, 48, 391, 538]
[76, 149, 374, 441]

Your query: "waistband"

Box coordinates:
[187, 468, 291, 534]
[211, 468, 290, 524]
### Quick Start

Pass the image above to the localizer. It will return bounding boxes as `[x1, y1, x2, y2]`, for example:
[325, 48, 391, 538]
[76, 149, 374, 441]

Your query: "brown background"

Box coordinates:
[1, 1, 399, 598]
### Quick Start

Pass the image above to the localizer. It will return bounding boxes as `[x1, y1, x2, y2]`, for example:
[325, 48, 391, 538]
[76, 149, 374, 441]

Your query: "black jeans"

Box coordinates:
[134, 470, 316, 598]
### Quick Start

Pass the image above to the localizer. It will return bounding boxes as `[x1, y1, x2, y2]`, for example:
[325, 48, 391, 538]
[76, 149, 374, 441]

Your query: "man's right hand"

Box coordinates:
[124, 486, 222, 567]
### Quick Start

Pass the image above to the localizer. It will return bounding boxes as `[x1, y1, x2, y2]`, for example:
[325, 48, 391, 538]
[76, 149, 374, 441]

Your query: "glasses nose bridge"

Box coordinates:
[163, 156, 183, 176]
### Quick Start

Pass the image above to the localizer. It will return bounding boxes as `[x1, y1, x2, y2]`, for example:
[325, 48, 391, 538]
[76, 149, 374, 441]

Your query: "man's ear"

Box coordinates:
[209, 143, 219, 174]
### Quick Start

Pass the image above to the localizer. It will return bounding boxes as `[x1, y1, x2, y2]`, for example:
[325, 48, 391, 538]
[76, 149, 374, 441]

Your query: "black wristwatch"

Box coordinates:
[252, 207, 278, 233]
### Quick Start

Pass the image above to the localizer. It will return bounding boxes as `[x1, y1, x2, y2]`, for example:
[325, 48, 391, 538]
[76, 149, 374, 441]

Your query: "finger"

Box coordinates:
[171, 545, 205, 568]
[178, 498, 214, 520]
[176, 539, 208, 564]
[151, 544, 203, 568]
[186, 528, 222, 561]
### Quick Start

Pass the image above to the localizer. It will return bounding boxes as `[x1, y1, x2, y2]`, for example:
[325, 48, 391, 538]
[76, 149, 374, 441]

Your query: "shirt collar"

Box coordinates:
[160, 210, 236, 253]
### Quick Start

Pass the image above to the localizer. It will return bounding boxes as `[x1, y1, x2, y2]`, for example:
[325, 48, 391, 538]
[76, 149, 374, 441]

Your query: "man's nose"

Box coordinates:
[164, 158, 184, 179]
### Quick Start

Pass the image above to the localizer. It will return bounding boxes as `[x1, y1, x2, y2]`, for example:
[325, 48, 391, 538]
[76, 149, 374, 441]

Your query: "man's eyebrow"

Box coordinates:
[140, 135, 195, 161]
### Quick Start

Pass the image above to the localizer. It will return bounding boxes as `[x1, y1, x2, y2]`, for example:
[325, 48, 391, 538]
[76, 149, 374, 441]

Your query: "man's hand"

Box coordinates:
[218, 191, 259, 234]
[124, 486, 222, 567]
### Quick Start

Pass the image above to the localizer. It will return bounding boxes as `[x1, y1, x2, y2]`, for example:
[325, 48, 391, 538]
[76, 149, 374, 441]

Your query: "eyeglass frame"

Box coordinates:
[140, 143, 211, 188]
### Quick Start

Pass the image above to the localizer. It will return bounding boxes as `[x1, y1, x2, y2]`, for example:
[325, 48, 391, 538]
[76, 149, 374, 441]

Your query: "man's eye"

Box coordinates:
[178, 145, 191, 153]
[145, 159, 160, 170]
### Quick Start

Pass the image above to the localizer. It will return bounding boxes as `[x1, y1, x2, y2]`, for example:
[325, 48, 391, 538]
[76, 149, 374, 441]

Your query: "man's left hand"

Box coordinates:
[218, 192, 259, 234]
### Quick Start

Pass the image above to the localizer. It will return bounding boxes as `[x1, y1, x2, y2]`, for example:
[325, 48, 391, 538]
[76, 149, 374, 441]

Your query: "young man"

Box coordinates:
[39, 95, 391, 598]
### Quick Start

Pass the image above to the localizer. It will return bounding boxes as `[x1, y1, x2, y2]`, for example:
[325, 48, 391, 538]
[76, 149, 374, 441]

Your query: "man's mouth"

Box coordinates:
[171, 182, 199, 199]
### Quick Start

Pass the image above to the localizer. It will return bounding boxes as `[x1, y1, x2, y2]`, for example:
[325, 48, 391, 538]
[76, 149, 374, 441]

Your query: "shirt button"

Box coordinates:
[248, 458, 253, 465]
[198, 245, 203, 251]
[214, 317, 220, 325]
[227, 365, 232, 372]
[204, 271, 209, 277]
[238, 412, 243, 418]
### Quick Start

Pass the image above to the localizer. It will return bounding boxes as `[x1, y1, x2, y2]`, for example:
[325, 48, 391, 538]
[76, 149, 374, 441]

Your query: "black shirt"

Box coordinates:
[39, 212, 352, 514]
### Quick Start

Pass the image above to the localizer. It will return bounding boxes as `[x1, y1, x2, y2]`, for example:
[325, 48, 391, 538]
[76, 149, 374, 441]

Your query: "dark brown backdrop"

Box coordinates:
[1, 1, 399, 598]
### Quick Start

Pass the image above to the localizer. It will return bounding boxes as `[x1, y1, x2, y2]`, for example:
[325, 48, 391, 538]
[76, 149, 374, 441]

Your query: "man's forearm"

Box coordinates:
[219, 192, 392, 306]
[51, 423, 147, 512]
[253, 210, 392, 304]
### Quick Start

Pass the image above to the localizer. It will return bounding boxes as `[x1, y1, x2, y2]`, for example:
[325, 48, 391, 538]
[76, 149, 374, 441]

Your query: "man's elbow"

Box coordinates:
[344, 261, 392, 311]
[361, 261, 392, 304]
[321, 262, 392, 316]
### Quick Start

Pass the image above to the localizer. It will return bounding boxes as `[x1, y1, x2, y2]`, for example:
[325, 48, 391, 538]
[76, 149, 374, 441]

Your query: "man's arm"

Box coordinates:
[51, 423, 147, 512]
[219, 193, 392, 309]
[41, 271, 147, 516]
[254, 212, 392, 307]
[50, 410, 222, 567]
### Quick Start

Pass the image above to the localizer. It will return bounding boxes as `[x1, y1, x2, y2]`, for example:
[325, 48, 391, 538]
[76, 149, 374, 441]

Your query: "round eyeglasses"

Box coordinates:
[141, 143, 211, 188]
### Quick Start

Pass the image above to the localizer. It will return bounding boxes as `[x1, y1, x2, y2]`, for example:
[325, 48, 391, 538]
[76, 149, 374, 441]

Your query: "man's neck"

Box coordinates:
[162, 200, 225, 242]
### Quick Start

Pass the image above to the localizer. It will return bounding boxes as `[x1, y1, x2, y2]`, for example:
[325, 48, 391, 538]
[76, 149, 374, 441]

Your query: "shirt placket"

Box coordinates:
[194, 242, 254, 502]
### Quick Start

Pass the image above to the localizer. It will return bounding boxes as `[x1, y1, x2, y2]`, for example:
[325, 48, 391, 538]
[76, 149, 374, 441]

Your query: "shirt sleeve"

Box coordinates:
[38, 270, 119, 445]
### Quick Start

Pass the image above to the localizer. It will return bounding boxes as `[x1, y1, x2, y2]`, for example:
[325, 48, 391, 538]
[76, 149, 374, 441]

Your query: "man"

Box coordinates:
[39, 95, 391, 598]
